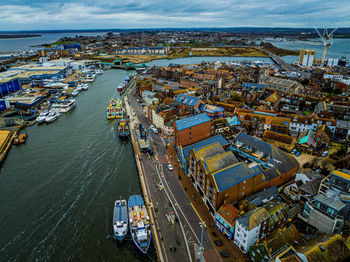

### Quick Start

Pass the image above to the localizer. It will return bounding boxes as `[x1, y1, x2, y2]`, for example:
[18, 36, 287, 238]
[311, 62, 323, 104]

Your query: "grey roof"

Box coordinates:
[299, 177, 323, 196]
[234, 133, 299, 175]
[314, 194, 346, 211]
[336, 120, 350, 129]
[246, 186, 279, 207]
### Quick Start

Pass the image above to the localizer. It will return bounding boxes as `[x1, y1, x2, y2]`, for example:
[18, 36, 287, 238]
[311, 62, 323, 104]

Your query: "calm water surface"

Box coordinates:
[0, 70, 156, 262]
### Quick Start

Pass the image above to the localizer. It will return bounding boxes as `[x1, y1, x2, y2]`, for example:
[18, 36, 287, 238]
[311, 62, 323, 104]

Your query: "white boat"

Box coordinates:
[82, 84, 88, 90]
[51, 99, 76, 113]
[76, 84, 83, 92]
[96, 69, 104, 75]
[71, 89, 79, 96]
[45, 110, 61, 123]
[36, 110, 50, 123]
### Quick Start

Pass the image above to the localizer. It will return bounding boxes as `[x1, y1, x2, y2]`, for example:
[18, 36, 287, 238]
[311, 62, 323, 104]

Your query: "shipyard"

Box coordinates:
[1, 1, 350, 262]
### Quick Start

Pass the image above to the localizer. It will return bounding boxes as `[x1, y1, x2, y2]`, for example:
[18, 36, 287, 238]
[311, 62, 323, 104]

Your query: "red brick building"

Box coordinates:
[174, 113, 211, 147]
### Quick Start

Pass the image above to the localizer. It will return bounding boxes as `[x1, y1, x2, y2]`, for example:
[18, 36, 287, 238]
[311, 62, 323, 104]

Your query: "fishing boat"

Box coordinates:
[45, 110, 61, 123]
[128, 195, 152, 254]
[113, 199, 128, 242]
[118, 119, 129, 139]
[51, 99, 76, 113]
[36, 110, 50, 123]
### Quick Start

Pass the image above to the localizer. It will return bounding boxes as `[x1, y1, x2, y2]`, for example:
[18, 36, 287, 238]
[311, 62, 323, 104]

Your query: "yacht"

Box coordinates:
[45, 110, 61, 123]
[82, 84, 89, 90]
[36, 110, 50, 123]
[51, 99, 76, 113]
[76, 84, 83, 92]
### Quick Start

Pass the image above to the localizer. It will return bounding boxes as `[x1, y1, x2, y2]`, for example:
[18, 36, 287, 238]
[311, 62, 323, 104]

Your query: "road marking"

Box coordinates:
[190, 203, 204, 224]
[156, 164, 200, 244]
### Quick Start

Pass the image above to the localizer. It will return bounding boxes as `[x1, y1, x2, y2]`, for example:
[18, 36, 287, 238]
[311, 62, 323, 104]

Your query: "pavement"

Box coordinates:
[126, 80, 224, 262]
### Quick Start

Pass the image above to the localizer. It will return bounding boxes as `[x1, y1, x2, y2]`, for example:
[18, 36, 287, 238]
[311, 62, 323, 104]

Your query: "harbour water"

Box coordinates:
[0, 70, 156, 261]
[0, 32, 107, 52]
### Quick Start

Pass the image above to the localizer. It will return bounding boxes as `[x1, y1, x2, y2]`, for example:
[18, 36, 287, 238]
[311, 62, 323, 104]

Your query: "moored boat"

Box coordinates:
[51, 99, 76, 113]
[45, 110, 61, 123]
[118, 119, 129, 139]
[113, 200, 128, 242]
[128, 195, 152, 254]
[36, 110, 50, 123]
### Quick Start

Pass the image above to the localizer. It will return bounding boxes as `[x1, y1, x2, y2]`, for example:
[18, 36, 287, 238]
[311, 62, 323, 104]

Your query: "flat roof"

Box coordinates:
[175, 113, 210, 131]
[331, 169, 350, 181]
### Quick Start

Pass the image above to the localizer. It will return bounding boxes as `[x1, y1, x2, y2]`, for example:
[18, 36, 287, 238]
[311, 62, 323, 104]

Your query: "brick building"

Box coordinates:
[174, 113, 211, 147]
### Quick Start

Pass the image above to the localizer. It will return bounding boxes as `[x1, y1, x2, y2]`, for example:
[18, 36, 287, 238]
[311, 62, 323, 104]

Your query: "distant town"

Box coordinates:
[0, 29, 350, 262]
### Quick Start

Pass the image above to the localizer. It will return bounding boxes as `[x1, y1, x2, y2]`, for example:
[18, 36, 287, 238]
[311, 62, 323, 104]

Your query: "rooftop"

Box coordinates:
[203, 151, 238, 174]
[212, 162, 263, 192]
[175, 113, 211, 131]
[314, 194, 346, 211]
[237, 207, 269, 230]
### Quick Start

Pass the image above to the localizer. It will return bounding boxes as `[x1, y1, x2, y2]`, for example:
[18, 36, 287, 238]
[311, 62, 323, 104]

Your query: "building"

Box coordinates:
[248, 225, 304, 262]
[299, 49, 316, 66]
[174, 113, 211, 147]
[234, 207, 269, 253]
[215, 202, 240, 239]
[0, 78, 21, 97]
[175, 94, 203, 114]
[177, 135, 229, 173]
[231, 133, 299, 188]
[142, 90, 159, 105]
[300, 169, 350, 234]
[199, 104, 224, 119]
[261, 76, 302, 93]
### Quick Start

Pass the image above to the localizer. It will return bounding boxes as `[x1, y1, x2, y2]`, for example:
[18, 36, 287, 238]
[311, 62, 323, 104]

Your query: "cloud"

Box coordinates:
[0, 0, 349, 30]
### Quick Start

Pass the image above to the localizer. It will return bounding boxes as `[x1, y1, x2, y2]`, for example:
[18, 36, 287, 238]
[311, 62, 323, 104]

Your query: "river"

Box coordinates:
[0, 69, 156, 262]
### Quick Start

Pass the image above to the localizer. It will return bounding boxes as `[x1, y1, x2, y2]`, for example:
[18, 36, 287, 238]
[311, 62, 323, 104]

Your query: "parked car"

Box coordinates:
[290, 149, 297, 154]
[295, 151, 301, 156]
[321, 150, 328, 157]
[168, 164, 173, 171]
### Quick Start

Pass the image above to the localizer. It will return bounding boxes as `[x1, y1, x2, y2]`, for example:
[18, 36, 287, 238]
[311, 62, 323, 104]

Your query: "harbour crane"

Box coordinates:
[309, 19, 347, 65]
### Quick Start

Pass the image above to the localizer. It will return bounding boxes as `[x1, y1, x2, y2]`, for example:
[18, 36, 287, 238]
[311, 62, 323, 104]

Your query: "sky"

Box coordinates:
[0, 0, 350, 31]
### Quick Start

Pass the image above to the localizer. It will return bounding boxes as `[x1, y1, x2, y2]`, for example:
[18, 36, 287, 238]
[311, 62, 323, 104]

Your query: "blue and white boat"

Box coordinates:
[128, 195, 152, 254]
[113, 199, 128, 242]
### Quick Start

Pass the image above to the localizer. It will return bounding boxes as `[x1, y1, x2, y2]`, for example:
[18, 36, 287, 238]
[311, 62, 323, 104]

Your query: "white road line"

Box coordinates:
[158, 165, 200, 244]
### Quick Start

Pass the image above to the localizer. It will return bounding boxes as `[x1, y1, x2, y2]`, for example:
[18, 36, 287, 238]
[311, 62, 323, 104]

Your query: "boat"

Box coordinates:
[118, 119, 129, 139]
[96, 69, 104, 75]
[128, 195, 152, 254]
[51, 99, 76, 113]
[71, 89, 79, 97]
[36, 110, 50, 123]
[106, 99, 124, 119]
[113, 200, 128, 242]
[13, 133, 28, 145]
[82, 84, 88, 90]
[45, 110, 61, 123]
[76, 84, 83, 92]
[117, 84, 125, 92]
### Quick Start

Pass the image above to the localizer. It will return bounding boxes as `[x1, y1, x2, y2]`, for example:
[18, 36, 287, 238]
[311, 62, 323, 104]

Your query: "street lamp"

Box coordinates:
[199, 221, 206, 262]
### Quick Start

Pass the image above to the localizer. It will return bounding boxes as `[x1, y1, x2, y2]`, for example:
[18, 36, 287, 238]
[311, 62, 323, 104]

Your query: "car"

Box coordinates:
[321, 150, 328, 157]
[295, 151, 301, 156]
[290, 149, 297, 154]
[137, 99, 141, 103]
[168, 164, 173, 171]
[151, 127, 158, 134]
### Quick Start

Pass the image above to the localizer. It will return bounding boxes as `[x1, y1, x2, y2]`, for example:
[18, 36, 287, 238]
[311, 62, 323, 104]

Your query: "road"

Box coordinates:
[127, 82, 216, 258]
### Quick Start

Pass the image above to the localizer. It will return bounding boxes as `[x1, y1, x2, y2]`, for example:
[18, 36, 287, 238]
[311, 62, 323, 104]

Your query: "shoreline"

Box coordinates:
[0, 34, 41, 39]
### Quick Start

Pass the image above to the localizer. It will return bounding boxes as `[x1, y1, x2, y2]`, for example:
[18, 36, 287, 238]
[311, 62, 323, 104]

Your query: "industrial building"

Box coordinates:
[299, 49, 316, 66]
